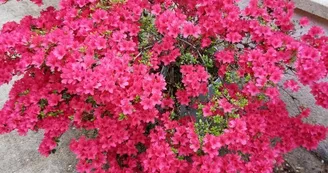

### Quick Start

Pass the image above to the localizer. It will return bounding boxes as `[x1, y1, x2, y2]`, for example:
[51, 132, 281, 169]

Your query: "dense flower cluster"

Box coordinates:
[0, 0, 327, 172]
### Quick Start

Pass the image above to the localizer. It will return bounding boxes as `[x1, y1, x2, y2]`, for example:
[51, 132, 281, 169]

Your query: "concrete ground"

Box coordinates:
[0, 1, 78, 173]
[0, 0, 327, 173]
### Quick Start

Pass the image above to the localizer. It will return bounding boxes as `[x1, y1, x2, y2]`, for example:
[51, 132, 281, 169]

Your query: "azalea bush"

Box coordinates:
[0, 0, 328, 172]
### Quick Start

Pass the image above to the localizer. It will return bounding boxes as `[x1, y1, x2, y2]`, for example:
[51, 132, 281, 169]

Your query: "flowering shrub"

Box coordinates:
[0, 0, 328, 172]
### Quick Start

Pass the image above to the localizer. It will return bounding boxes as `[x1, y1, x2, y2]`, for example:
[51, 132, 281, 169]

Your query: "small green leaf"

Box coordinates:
[119, 113, 127, 121]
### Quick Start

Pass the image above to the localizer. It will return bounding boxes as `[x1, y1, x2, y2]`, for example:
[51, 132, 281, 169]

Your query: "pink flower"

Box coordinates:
[244, 82, 260, 96]
[176, 90, 190, 105]
[265, 87, 279, 100]
[201, 37, 212, 48]
[311, 82, 328, 109]
[161, 97, 174, 108]
[226, 32, 242, 43]
[76, 0, 88, 7]
[284, 80, 300, 92]
[53, 46, 67, 60]
[141, 96, 156, 110]
[215, 50, 235, 64]
[118, 40, 136, 52]
[93, 9, 108, 23]
[181, 22, 201, 38]
[219, 99, 234, 113]
[120, 99, 133, 115]
[112, 32, 127, 42]
[308, 26, 324, 37]
[203, 134, 222, 158]
[202, 103, 213, 117]
[161, 49, 180, 65]
[151, 4, 162, 15]
[0, 0, 8, 4]
[299, 17, 309, 27]
[269, 71, 282, 84]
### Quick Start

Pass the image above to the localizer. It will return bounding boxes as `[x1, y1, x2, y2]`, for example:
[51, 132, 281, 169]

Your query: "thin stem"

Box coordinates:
[177, 37, 205, 64]
[278, 85, 301, 114]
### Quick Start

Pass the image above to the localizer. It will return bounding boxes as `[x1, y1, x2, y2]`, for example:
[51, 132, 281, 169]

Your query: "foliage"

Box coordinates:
[0, 0, 327, 172]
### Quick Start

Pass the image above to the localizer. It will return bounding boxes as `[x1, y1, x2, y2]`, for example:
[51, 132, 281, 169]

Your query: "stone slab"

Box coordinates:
[285, 148, 328, 173]
[294, 0, 328, 20]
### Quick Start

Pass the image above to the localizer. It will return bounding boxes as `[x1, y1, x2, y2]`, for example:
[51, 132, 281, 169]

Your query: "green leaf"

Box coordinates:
[118, 113, 127, 121]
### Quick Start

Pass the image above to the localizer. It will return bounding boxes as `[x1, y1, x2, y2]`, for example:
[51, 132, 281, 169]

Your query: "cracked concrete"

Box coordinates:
[0, 130, 78, 173]
[0, 0, 327, 173]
